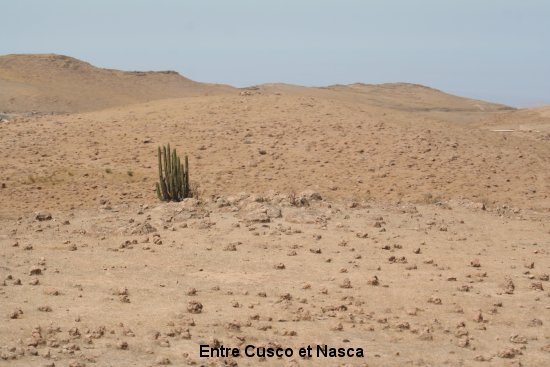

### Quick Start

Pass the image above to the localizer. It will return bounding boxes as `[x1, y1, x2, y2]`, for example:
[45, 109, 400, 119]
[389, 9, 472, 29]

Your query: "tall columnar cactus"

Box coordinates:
[156, 144, 191, 201]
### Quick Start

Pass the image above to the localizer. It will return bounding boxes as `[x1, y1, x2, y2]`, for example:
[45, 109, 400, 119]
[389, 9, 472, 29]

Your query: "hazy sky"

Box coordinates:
[2, 0, 549, 107]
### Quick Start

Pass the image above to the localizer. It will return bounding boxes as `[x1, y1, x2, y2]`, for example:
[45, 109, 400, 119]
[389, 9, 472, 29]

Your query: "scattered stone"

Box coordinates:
[44, 288, 60, 296]
[503, 277, 515, 294]
[473, 310, 484, 323]
[223, 243, 237, 251]
[187, 301, 203, 314]
[497, 347, 521, 358]
[470, 259, 481, 267]
[340, 278, 352, 289]
[29, 266, 42, 275]
[155, 356, 171, 365]
[9, 308, 23, 319]
[457, 336, 469, 348]
[527, 318, 543, 327]
[473, 355, 491, 362]
[116, 340, 129, 350]
[35, 212, 52, 221]
[509, 334, 527, 344]
[367, 276, 379, 286]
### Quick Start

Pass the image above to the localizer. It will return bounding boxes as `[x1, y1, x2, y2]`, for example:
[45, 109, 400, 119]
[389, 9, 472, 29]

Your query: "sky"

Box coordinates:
[2, 0, 549, 107]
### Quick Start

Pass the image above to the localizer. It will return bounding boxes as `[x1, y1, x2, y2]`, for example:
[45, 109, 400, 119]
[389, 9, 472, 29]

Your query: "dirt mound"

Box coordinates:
[0, 54, 235, 113]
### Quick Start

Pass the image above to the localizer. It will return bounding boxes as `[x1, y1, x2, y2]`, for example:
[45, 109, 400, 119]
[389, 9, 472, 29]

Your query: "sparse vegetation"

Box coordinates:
[156, 144, 191, 201]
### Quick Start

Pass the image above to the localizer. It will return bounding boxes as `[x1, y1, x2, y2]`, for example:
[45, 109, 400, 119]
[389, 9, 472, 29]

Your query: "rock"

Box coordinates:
[35, 212, 52, 221]
[497, 347, 521, 358]
[473, 355, 491, 362]
[367, 276, 379, 286]
[29, 266, 42, 275]
[9, 308, 23, 319]
[457, 336, 469, 348]
[155, 356, 171, 365]
[340, 278, 352, 289]
[527, 318, 543, 327]
[510, 334, 527, 344]
[116, 340, 129, 350]
[473, 310, 484, 323]
[187, 301, 203, 314]
[502, 277, 515, 294]
[295, 190, 322, 206]
[241, 202, 282, 222]
[223, 243, 237, 251]
[131, 222, 157, 235]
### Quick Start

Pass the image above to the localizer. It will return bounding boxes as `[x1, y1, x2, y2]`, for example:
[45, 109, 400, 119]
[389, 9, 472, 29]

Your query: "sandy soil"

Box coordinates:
[0, 55, 549, 366]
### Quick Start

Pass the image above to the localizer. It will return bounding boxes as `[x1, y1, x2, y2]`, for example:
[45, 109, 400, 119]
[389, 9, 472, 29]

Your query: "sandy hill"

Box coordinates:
[1, 54, 515, 117]
[255, 82, 512, 112]
[1, 90, 548, 218]
[0, 54, 235, 113]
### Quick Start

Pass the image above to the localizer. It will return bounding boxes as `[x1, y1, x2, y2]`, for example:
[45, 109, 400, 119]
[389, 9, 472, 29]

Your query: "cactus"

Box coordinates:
[155, 144, 191, 201]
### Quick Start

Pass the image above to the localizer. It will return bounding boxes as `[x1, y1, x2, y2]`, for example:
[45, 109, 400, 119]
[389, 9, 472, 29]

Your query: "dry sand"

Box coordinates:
[0, 55, 549, 366]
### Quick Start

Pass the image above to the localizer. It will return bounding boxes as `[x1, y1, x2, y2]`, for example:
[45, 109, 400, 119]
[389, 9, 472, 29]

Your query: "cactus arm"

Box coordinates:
[156, 182, 163, 201]
[162, 146, 169, 198]
[184, 154, 190, 197]
[174, 155, 181, 201]
[171, 149, 176, 201]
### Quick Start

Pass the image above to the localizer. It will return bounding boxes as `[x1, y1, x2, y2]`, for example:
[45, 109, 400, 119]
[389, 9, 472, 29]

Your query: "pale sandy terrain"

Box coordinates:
[0, 54, 235, 114]
[0, 55, 549, 367]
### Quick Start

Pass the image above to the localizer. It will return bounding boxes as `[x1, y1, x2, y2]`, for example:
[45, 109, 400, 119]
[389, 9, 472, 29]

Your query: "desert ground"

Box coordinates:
[0, 54, 549, 366]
